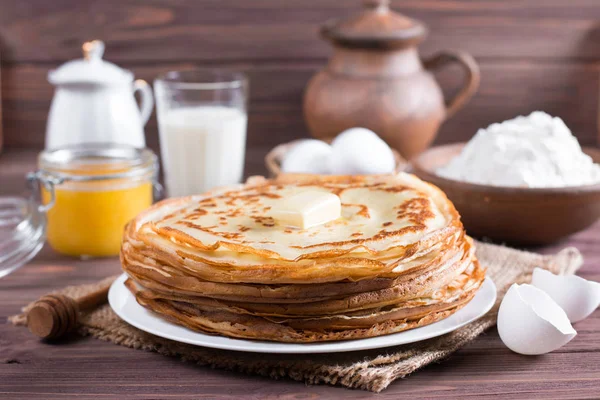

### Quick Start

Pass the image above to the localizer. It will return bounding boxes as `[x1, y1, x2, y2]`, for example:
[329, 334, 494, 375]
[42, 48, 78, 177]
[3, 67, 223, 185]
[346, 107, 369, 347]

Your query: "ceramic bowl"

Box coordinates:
[410, 143, 600, 245]
[265, 139, 406, 177]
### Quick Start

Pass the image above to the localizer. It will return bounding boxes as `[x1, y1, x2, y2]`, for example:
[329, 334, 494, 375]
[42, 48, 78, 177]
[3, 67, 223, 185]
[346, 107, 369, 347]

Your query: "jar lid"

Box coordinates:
[0, 197, 46, 278]
[48, 40, 133, 85]
[321, 0, 427, 49]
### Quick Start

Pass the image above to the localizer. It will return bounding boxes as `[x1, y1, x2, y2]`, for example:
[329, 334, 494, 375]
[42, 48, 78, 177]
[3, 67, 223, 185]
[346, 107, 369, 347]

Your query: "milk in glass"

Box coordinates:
[158, 106, 247, 197]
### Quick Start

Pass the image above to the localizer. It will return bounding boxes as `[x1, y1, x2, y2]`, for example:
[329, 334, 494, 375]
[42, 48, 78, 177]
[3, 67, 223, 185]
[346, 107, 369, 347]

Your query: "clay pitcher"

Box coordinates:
[304, 0, 480, 159]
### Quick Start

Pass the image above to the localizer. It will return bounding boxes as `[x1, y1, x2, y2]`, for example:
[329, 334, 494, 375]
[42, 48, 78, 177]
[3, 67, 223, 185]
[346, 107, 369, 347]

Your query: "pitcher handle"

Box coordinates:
[133, 79, 154, 125]
[423, 50, 480, 119]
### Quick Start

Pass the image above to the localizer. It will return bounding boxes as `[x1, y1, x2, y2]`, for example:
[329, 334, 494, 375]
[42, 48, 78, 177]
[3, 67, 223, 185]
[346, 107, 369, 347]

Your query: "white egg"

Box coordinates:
[532, 268, 600, 323]
[497, 283, 576, 355]
[329, 127, 396, 175]
[281, 139, 332, 174]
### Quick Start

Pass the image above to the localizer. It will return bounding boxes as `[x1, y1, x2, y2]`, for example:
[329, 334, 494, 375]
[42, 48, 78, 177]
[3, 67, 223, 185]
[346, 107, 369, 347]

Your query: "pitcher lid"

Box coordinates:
[321, 0, 427, 49]
[48, 40, 133, 85]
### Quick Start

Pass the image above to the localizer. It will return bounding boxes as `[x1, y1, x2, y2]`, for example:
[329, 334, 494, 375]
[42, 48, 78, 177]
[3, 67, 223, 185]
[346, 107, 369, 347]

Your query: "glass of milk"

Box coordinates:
[154, 70, 248, 197]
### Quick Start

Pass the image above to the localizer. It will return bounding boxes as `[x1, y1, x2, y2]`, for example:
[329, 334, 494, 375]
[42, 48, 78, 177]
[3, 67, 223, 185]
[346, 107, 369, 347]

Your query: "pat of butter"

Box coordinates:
[271, 191, 341, 229]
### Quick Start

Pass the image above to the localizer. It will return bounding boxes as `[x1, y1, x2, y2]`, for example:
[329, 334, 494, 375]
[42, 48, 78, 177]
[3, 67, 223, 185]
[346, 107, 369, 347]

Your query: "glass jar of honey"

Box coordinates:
[28, 144, 159, 258]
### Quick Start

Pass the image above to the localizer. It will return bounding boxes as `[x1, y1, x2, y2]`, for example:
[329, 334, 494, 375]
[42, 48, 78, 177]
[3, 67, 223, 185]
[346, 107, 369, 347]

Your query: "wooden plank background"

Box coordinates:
[1, 0, 600, 151]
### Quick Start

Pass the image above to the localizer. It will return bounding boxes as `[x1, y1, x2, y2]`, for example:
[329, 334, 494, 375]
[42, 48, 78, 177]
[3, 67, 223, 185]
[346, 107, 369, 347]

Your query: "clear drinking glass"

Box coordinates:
[154, 70, 249, 197]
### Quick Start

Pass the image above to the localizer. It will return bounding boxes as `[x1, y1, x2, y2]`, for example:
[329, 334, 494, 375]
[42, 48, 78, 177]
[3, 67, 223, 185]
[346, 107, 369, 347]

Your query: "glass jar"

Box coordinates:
[27, 144, 159, 258]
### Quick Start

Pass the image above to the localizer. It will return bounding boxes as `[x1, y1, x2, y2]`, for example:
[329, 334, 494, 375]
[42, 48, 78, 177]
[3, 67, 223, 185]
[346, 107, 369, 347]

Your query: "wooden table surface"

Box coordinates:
[1, 149, 600, 399]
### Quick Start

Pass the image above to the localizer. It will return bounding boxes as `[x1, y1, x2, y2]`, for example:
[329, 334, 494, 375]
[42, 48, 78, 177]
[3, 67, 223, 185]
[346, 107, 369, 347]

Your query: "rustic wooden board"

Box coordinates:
[2, 61, 599, 149]
[3, 0, 600, 150]
[2, 0, 600, 63]
[1, 1, 600, 397]
[1, 150, 600, 399]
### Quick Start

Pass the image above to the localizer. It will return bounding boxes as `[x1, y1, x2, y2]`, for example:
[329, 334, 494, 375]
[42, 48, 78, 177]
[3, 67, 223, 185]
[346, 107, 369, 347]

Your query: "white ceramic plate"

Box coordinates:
[109, 274, 496, 354]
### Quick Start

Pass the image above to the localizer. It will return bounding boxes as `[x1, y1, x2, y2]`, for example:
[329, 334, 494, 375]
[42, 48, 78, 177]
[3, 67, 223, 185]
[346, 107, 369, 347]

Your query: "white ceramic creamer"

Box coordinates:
[45, 40, 153, 149]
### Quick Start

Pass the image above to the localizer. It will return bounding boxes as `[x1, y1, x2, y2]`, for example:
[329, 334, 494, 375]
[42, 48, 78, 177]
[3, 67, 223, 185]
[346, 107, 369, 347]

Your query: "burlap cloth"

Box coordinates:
[10, 242, 582, 392]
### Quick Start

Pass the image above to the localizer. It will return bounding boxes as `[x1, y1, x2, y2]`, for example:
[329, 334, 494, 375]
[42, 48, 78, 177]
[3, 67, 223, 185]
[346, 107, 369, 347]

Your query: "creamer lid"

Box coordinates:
[321, 0, 427, 49]
[48, 40, 133, 85]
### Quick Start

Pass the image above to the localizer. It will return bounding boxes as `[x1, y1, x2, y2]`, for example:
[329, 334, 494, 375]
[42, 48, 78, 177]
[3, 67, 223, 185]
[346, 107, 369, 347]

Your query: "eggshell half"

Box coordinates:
[532, 268, 600, 323]
[281, 140, 332, 174]
[497, 283, 576, 355]
[329, 127, 396, 175]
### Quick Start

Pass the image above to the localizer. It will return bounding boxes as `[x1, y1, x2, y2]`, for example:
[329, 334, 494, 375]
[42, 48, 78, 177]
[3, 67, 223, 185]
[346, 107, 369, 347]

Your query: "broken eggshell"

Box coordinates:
[498, 283, 576, 355]
[281, 139, 333, 174]
[532, 268, 600, 323]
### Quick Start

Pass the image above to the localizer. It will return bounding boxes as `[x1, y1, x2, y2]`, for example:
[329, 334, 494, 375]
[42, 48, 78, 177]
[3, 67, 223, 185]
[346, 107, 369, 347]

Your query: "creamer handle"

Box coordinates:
[423, 50, 480, 119]
[133, 79, 154, 125]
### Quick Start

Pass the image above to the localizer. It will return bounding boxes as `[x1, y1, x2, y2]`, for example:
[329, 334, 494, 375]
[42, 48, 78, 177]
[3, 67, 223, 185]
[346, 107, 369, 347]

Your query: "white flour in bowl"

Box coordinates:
[437, 111, 600, 188]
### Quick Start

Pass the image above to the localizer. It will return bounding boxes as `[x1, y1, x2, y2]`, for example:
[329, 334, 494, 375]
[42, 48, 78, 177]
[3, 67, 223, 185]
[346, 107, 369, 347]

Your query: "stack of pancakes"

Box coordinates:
[121, 173, 485, 343]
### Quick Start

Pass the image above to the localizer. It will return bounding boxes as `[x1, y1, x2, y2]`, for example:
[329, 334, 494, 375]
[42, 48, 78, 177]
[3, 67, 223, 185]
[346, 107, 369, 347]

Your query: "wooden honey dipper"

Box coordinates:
[26, 282, 112, 340]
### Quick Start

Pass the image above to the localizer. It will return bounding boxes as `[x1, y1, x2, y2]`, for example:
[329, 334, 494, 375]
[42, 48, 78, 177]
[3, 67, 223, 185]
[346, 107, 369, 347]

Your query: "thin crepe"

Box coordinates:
[121, 174, 486, 342]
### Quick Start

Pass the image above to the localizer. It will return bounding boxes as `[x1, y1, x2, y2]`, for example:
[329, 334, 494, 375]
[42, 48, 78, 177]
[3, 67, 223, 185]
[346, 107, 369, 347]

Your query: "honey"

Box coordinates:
[33, 145, 158, 257]
[42, 182, 152, 257]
